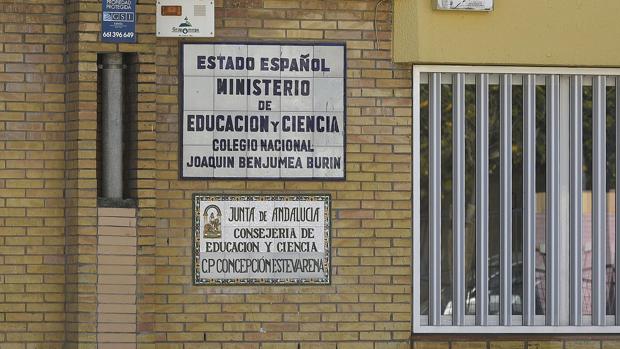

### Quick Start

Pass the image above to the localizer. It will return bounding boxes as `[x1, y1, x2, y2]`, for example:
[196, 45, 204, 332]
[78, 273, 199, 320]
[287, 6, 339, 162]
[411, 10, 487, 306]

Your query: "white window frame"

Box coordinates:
[412, 65, 620, 334]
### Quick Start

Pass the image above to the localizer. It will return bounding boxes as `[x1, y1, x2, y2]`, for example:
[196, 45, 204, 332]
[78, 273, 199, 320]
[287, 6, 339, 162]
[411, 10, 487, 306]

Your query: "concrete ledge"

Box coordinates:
[98, 197, 137, 208]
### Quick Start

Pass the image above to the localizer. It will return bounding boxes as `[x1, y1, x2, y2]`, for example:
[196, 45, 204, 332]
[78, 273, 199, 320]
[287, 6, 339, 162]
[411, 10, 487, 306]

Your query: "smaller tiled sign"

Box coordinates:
[193, 194, 330, 285]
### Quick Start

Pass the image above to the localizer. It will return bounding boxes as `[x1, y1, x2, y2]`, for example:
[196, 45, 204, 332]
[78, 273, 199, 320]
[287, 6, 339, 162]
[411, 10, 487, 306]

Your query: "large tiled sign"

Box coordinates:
[193, 194, 330, 285]
[180, 43, 346, 179]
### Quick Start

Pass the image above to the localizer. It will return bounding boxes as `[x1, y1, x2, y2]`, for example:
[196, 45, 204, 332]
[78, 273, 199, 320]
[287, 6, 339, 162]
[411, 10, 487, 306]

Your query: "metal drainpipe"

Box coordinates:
[101, 53, 124, 199]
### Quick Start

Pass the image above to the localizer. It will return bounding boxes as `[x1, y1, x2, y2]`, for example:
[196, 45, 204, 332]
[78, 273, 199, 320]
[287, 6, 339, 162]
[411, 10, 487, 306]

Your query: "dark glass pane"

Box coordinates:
[512, 83, 524, 315]
[583, 85, 593, 315]
[488, 84, 501, 315]
[441, 83, 454, 315]
[465, 83, 477, 315]
[535, 84, 547, 316]
[606, 85, 616, 315]
[420, 83, 430, 316]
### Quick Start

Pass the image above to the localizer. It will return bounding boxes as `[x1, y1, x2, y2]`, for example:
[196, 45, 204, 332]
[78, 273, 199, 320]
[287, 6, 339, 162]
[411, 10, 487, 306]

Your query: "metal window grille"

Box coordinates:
[412, 66, 620, 333]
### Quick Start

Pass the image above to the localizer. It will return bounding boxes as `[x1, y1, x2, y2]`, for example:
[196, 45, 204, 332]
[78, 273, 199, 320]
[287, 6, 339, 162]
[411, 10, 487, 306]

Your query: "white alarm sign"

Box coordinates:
[156, 0, 214, 37]
[434, 0, 493, 11]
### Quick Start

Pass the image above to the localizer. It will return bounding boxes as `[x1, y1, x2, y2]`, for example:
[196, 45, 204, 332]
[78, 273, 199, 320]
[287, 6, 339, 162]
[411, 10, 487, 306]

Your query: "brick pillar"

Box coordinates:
[63, 0, 157, 346]
[64, 0, 100, 346]
[97, 208, 137, 349]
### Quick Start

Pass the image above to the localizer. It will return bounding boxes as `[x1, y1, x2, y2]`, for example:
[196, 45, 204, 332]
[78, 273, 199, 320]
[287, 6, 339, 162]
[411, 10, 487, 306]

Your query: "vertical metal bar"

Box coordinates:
[546, 75, 561, 326]
[559, 76, 571, 326]
[412, 68, 421, 330]
[101, 53, 125, 199]
[453, 73, 466, 326]
[569, 75, 583, 326]
[476, 74, 489, 326]
[500, 74, 513, 326]
[523, 74, 537, 326]
[592, 75, 607, 326]
[429, 73, 442, 326]
[617, 76, 620, 326]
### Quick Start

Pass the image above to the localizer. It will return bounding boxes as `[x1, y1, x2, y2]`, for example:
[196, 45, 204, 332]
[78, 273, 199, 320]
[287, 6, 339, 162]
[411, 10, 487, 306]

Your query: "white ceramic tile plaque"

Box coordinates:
[181, 43, 346, 179]
[193, 194, 330, 285]
[434, 0, 493, 11]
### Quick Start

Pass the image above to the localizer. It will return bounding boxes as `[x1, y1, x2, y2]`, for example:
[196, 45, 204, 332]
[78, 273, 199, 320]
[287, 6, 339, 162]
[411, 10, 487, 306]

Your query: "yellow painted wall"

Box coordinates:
[394, 0, 620, 67]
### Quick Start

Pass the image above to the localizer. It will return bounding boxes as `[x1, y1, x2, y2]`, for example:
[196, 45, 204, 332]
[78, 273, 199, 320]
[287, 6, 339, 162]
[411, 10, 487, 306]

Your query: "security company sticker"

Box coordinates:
[102, 0, 137, 43]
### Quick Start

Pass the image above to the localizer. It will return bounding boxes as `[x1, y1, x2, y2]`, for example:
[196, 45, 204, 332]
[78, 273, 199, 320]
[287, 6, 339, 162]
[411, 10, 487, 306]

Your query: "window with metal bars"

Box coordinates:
[412, 66, 620, 333]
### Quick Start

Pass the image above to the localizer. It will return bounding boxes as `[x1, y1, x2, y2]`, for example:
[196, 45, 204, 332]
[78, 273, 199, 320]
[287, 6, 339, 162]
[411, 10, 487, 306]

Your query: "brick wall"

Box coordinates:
[154, 0, 412, 347]
[63, 0, 157, 347]
[1, 0, 620, 348]
[0, 1, 66, 347]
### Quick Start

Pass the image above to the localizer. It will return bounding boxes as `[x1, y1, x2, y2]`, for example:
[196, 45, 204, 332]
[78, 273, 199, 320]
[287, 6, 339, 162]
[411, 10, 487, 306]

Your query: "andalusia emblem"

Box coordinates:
[203, 205, 222, 239]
